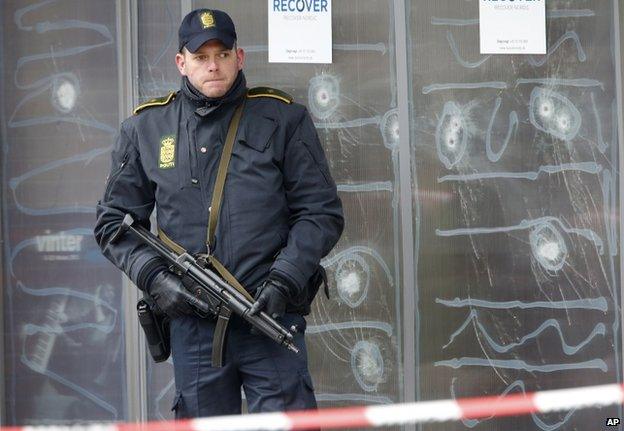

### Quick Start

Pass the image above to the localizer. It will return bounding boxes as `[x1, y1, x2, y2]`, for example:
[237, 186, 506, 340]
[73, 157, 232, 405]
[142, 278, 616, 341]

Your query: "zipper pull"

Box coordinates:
[120, 153, 129, 168]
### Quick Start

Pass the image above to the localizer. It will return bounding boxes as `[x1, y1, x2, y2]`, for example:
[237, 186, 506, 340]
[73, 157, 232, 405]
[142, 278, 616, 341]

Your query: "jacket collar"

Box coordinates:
[180, 71, 246, 116]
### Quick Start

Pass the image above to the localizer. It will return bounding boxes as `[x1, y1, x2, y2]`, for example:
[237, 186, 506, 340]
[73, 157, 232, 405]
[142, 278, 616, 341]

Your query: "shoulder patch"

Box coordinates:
[133, 92, 176, 115]
[247, 87, 293, 104]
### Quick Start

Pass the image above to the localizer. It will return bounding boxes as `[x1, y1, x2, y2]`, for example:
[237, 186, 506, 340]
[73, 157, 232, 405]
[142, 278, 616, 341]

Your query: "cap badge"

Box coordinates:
[200, 11, 215, 29]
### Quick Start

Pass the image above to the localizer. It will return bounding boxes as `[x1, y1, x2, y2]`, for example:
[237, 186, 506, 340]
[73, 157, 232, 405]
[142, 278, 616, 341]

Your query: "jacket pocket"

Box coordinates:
[238, 115, 278, 152]
[104, 152, 130, 201]
[300, 139, 331, 185]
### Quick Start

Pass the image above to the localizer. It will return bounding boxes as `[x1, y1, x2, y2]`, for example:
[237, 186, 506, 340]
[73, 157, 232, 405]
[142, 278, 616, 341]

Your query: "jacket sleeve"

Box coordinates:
[94, 122, 161, 289]
[270, 108, 345, 291]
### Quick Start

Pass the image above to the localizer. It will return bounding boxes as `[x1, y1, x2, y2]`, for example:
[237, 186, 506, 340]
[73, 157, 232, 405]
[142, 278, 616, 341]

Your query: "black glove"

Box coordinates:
[249, 274, 295, 319]
[147, 270, 195, 319]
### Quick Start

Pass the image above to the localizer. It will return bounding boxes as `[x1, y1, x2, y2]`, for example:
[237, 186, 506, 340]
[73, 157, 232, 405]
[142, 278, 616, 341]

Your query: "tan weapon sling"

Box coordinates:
[158, 100, 254, 367]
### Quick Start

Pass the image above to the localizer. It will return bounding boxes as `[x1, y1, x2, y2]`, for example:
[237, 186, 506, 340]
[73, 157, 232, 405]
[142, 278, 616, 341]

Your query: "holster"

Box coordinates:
[137, 296, 171, 362]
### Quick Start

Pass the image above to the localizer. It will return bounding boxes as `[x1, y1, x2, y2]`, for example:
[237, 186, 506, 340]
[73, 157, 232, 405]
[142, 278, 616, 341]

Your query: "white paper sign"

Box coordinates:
[479, 0, 546, 54]
[268, 0, 332, 63]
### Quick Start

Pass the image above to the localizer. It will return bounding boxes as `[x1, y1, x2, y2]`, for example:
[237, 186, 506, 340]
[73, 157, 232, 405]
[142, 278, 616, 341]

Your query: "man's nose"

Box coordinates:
[206, 58, 219, 71]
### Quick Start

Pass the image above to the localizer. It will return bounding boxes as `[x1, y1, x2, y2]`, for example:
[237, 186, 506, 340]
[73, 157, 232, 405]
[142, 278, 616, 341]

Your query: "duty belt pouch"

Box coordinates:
[137, 296, 171, 362]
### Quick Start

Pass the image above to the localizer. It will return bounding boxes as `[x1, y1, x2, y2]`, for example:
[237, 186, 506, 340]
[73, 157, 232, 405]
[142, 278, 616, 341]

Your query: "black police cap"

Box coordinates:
[179, 9, 237, 53]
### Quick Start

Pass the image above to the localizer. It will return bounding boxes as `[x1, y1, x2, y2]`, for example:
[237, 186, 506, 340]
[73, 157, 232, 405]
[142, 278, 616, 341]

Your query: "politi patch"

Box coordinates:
[159, 135, 176, 169]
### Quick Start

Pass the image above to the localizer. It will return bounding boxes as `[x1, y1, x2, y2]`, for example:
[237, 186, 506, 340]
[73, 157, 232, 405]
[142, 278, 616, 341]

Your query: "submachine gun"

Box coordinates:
[111, 213, 299, 357]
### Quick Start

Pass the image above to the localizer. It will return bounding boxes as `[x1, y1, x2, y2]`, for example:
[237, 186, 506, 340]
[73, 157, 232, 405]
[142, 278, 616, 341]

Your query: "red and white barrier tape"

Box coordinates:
[3, 383, 622, 431]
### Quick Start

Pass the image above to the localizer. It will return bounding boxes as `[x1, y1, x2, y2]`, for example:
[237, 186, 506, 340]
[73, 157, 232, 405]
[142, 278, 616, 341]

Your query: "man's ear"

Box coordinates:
[236, 48, 245, 71]
[175, 51, 187, 75]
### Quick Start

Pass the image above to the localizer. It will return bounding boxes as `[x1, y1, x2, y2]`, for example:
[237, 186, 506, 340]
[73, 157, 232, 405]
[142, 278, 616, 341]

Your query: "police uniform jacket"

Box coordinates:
[94, 72, 344, 302]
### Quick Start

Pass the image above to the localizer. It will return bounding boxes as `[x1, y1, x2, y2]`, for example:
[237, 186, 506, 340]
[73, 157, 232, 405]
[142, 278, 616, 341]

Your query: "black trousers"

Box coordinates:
[170, 312, 317, 418]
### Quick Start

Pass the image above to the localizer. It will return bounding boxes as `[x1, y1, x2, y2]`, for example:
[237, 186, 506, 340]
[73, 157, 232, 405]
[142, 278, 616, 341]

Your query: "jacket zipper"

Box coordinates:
[104, 152, 130, 201]
[187, 120, 199, 185]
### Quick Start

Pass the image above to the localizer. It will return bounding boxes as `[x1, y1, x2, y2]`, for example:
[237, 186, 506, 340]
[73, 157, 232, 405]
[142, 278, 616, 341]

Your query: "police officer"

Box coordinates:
[94, 8, 343, 418]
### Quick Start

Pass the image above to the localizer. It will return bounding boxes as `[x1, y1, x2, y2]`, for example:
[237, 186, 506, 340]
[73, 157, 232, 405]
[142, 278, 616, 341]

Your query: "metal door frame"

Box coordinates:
[116, 0, 147, 422]
[0, 0, 7, 423]
[393, 0, 418, 411]
[614, 0, 624, 397]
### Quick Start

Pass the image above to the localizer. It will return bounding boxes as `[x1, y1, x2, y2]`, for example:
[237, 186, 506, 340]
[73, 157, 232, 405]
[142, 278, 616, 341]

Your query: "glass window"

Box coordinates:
[1, 0, 126, 425]
[409, 1, 622, 429]
[2, 0, 622, 427]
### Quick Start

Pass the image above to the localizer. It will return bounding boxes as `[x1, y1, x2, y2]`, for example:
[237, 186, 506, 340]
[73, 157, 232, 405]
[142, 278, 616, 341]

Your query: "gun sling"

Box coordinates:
[158, 100, 253, 367]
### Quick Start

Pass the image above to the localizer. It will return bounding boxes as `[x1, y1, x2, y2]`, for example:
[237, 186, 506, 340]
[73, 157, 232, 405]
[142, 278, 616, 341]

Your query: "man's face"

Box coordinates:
[175, 39, 245, 98]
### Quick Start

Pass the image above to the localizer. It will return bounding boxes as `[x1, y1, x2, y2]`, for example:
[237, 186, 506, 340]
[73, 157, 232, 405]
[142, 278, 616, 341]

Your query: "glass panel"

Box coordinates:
[409, 1, 622, 429]
[1, 0, 126, 425]
[10, 0, 618, 426]
[138, 0, 183, 102]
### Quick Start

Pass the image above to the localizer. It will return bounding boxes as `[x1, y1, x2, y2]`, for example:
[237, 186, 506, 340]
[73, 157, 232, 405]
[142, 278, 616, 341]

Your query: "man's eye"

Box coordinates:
[219, 52, 229, 58]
